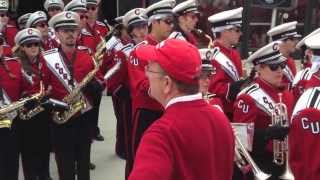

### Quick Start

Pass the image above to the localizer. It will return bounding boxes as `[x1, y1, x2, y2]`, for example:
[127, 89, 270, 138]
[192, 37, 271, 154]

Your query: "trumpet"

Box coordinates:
[193, 29, 214, 49]
[271, 93, 294, 180]
[233, 128, 271, 180]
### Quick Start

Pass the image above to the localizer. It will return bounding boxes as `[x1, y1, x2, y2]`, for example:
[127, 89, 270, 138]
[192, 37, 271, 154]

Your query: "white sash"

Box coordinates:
[292, 87, 320, 120]
[0, 89, 17, 120]
[212, 47, 240, 81]
[168, 31, 187, 41]
[283, 65, 294, 83]
[292, 68, 312, 87]
[106, 36, 124, 52]
[240, 83, 276, 116]
[42, 48, 75, 92]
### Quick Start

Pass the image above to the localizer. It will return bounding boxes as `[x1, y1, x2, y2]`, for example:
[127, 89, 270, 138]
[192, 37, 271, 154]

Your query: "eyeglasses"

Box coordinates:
[36, 22, 48, 28]
[80, 15, 88, 20]
[144, 65, 165, 75]
[267, 62, 287, 71]
[24, 42, 41, 48]
[86, 6, 97, 11]
[0, 13, 8, 18]
[160, 18, 174, 25]
[48, 7, 62, 12]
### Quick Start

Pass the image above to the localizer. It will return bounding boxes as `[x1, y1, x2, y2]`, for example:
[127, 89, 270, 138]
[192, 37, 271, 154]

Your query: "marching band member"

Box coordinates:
[45, 11, 96, 180]
[267, 21, 301, 87]
[125, 0, 175, 176]
[207, 7, 245, 117]
[289, 33, 320, 180]
[0, 0, 17, 47]
[233, 41, 294, 180]
[17, 13, 31, 30]
[26, 11, 59, 50]
[43, 0, 64, 19]
[65, 0, 96, 53]
[292, 28, 320, 98]
[129, 39, 234, 180]
[13, 28, 51, 180]
[0, 33, 24, 180]
[169, 0, 199, 45]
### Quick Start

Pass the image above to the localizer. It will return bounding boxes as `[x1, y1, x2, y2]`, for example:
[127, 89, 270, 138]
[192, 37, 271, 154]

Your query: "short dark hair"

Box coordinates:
[171, 77, 200, 94]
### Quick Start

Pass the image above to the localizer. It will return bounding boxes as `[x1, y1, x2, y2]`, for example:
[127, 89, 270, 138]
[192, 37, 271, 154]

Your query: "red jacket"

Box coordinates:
[3, 24, 18, 47]
[42, 37, 59, 51]
[209, 42, 243, 114]
[127, 35, 163, 111]
[86, 21, 109, 45]
[289, 108, 320, 180]
[233, 78, 294, 153]
[129, 97, 234, 180]
[43, 48, 95, 100]
[0, 58, 26, 101]
[77, 29, 96, 54]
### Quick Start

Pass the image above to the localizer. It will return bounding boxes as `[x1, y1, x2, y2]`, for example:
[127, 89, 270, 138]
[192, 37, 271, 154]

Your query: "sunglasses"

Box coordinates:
[24, 42, 40, 48]
[80, 15, 88, 20]
[0, 13, 7, 18]
[0, 38, 4, 46]
[160, 18, 174, 25]
[36, 22, 48, 28]
[48, 7, 62, 12]
[267, 62, 287, 71]
[86, 6, 97, 11]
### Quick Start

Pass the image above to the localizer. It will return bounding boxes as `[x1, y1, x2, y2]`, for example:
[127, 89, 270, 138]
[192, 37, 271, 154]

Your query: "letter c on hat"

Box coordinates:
[65, 12, 72, 19]
[27, 28, 34, 35]
[272, 43, 279, 51]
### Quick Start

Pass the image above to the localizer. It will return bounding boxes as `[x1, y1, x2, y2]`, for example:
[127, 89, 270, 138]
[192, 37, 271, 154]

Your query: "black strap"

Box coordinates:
[58, 47, 77, 88]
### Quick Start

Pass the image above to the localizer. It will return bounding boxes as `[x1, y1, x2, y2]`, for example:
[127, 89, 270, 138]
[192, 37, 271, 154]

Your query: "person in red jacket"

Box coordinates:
[233, 41, 294, 180]
[26, 11, 59, 50]
[13, 27, 52, 180]
[44, 0, 64, 19]
[46, 11, 101, 180]
[267, 21, 301, 87]
[0, 35, 26, 180]
[207, 7, 245, 120]
[289, 33, 320, 180]
[129, 38, 235, 180]
[169, 0, 199, 45]
[0, 0, 17, 47]
[125, 0, 175, 177]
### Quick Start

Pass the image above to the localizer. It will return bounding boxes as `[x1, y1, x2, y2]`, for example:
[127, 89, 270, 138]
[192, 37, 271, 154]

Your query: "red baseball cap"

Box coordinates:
[135, 39, 201, 84]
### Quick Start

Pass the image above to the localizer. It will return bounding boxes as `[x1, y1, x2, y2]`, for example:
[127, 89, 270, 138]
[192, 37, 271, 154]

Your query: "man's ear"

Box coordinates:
[163, 75, 173, 94]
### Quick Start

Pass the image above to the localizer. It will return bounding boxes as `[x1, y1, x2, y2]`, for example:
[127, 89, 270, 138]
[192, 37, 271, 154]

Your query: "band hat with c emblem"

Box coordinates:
[114, 16, 123, 24]
[123, 8, 147, 28]
[17, 13, 32, 29]
[267, 21, 302, 41]
[26, 11, 47, 28]
[198, 48, 215, 72]
[135, 39, 201, 84]
[86, 0, 97, 6]
[247, 41, 286, 66]
[173, 0, 199, 15]
[146, 0, 176, 20]
[296, 28, 320, 49]
[48, 11, 80, 30]
[44, 0, 64, 11]
[14, 28, 42, 46]
[305, 32, 320, 50]
[0, 0, 8, 11]
[208, 7, 243, 33]
[64, 0, 87, 12]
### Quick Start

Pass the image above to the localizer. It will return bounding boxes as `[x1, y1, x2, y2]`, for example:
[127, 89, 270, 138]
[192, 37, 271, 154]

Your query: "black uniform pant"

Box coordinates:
[91, 92, 102, 137]
[19, 111, 51, 180]
[52, 115, 91, 180]
[0, 121, 19, 180]
[125, 108, 162, 179]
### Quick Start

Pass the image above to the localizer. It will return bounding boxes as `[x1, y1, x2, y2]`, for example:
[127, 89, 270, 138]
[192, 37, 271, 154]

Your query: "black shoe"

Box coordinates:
[95, 134, 104, 141]
[90, 162, 96, 170]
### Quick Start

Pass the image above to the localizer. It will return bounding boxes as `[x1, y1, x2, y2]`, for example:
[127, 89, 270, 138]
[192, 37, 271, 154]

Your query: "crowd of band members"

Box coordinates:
[0, 0, 320, 179]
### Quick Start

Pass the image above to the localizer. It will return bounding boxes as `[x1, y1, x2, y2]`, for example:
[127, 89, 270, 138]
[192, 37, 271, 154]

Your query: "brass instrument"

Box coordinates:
[233, 126, 271, 180]
[194, 29, 214, 49]
[0, 82, 44, 127]
[271, 93, 294, 180]
[52, 39, 106, 125]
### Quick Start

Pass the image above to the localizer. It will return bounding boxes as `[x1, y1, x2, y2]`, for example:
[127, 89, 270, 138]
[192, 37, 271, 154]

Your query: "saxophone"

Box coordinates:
[0, 82, 44, 127]
[52, 40, 106, 124]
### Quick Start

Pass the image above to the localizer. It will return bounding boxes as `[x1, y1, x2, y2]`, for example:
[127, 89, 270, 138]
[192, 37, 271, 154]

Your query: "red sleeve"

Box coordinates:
[233, 94, 258, 123]
[129, 123, 173, 180]
[208, 61, 230, 100]
[6, 26, 18, 47]
[287, 58, 297, 76]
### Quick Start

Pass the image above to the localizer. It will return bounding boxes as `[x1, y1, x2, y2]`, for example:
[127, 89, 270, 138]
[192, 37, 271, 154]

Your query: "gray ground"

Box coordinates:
[18, 96, 125, 180]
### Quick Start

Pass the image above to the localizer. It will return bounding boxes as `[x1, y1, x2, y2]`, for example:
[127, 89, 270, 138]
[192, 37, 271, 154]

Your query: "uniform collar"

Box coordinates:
[145, 34, 159, 45]
[214, 41, 233, 54]
[165, 93, 202, 109]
